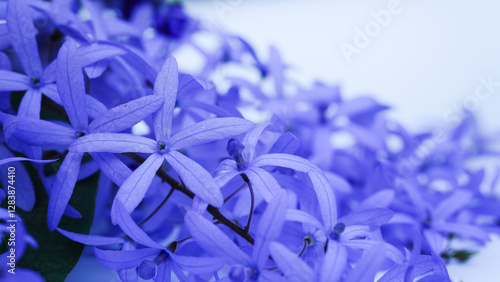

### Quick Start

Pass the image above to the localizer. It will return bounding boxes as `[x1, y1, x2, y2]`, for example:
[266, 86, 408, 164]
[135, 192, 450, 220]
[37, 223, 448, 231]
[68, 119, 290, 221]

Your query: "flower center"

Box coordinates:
[31, 77, 41, 85]
[157, 140, 170, 153]
[303, 235, 315, 247]
[76, 131, 86, 137]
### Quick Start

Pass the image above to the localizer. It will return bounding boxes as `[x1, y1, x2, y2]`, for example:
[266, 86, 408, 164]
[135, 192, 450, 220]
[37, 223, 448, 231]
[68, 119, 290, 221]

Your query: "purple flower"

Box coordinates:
[68, 56, 255, 219]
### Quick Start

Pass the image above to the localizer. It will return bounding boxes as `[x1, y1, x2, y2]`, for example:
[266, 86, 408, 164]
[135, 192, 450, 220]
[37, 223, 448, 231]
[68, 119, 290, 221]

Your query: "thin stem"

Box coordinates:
[138, 187, 174, 226]
[124, 153, 255, 245]
[298, 241, 308, 257]
[224, 183, 247, 203]
[244, 176, 255, 233]
[176, 235, 192, 245]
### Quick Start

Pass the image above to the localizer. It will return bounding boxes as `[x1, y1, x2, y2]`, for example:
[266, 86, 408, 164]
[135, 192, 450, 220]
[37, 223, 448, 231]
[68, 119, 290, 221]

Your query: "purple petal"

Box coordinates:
[252, 190, 288, 268]
[184, 210, 251, 265]
[170, 117, 255, 150]
[227, 77, 268, 101]
[18, 88, 42, 119]
[178, 99, 232, 117]
[57, 38, 88, 130]
[245, 167, 282, 203]
[171, 254, 225, 275]
[6, 0, 43, 77]
[41, 60, 57, 83]
[242, 123, 272, 161]
[251, 153, 321, 173]
[40, 83, 61, 104]
[338, 124, 384, 151]
[342, 240, 404, 263]
[430, 252, 450, 278]
[56, 228, 124, 246]
[82, 0, 107, 40]
[171, 260, 189, 281]
[178, 74, 214, 96]
[344, 242, 385, 282]
[399, 180, 426, 217]
[118, 242, 139, 282]
[69, 133, 157, 153]
[0, 52, 12, 70]
[432, 190, 472, 221]
[113, 153, 163, 218]
[94, 247, 159, 270]
[269, 242, 314, 281]
[423, 229, 445, 255]
[308, 170, 337, 232]
[29, 1, 92, 43]
[64, 205, 82, 219]
[153, 56, 178, 140]
[379, 255, 435, 282]
[85, 95, 108, 119]
[0, 70, 30, 91]
[78, 160, 103, 179]
[165, 151, 223, 207]
[0, 156, 57, 167]
[434, 223, 490, 242]
[114, 43, 157, 83]
[113, 200, 165, 249]
[104, 19, 142, 38]
[320, 240, 347, 282]
[47, 152, 84, 230]
[0, 25, 10, 50]
[285, 209, 324, 231]
[338, 208, 394, 230]
[85, 60, 108, 79]
[355, 189, 395, 211]
[155, 260, 172, 282]
[77, 42, 127, 67]
[334, 96, 389, 120]
[41, 84, 108, 120]
[268, 132, 299, 154]
[90, 153, 132, 186]
[269, 46, 284, 98]
[214, 170, 239, 188]
[14, 118, 76, 146]
[339, 225, 371, 241]
[260, 270, 288, 281]
[88, 95, 163, 133]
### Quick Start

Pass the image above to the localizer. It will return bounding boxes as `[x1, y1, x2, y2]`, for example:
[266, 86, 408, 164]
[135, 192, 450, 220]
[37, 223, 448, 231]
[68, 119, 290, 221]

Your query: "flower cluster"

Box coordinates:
[0, 1, 499, 281]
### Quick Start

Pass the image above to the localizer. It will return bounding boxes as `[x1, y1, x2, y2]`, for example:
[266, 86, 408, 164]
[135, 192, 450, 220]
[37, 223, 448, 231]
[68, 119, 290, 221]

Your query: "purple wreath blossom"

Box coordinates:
[68, 56, 255, 219]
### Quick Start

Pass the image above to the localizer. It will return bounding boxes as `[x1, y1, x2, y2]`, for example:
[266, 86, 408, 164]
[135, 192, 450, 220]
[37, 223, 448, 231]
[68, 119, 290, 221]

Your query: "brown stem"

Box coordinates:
[224, 182, 247, 203]
[244, 176, 255, 233]
[124, 153, 255, 245]
[138, 187, 174, 226]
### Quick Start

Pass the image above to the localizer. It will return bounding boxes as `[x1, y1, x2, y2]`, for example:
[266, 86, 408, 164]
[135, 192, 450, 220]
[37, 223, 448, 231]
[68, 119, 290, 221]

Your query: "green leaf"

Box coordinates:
[452, 250, 477, 262]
